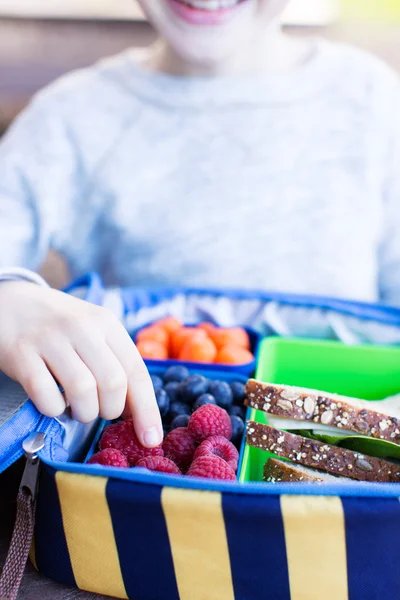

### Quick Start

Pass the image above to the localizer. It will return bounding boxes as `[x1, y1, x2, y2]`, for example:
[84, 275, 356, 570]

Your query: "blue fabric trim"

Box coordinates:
[0, 401, 66, 473]
[64, 272, 400, 326]
[121, 285, 400, 327]
[41, 457, 400, 498]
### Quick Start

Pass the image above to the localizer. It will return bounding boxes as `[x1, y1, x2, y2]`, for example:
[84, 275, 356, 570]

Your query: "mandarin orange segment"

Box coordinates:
[170, 327, 207, 358]
[210, 327, 250, 350]
[178, 336, 218, 363]
[215, 344, 254, 365]
[198, 322, 217, 335]
[156, 316, 183, 333]
[136, 326, 169, 347]
[136, 340, 169, 360]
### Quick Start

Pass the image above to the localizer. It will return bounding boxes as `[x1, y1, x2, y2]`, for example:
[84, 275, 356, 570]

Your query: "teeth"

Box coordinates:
[181, 0, 240, 10]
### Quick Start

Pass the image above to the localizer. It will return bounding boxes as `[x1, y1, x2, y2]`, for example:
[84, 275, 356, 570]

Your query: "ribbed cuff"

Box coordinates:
[0, 268, 49, 287]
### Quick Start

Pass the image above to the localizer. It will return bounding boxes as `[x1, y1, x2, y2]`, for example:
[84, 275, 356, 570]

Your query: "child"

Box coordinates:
[0, 0, 399, 441]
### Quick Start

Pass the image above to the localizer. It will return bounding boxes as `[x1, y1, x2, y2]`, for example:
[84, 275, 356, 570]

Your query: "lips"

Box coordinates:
[175, 0, 241, 9]
[165, 0, 247, 25]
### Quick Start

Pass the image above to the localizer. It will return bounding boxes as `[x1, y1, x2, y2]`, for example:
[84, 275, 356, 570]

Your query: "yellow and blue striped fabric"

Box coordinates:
[34, 466, 400, 600]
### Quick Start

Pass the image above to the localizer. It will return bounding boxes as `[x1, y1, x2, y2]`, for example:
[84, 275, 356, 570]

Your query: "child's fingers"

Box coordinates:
[13, 349, 66, 417]
[41, 342, 100, 423]
[106, 325, 163, 448]
[73, 338, 128, 421]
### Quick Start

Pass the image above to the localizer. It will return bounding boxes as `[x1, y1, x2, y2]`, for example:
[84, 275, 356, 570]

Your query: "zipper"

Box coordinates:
[20, 432, 46, 500]
[0, 432, 46, 600]
[1, 415, 58, 474]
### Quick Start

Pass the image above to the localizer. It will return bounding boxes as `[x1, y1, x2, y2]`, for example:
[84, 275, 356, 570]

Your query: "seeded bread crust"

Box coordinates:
[245, 380, 400, 445]
[264, 458, 350, 483]
[247, 422, 400, 483]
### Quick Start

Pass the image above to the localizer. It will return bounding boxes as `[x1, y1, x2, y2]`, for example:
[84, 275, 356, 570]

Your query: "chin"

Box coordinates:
[137, 0, 290, 68]
[168, 29, 254, 68]
[137, 0, 259, 65]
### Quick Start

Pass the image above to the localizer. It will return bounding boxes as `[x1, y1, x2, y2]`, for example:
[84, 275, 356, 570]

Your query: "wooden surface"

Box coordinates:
[0, 462, 114, 600]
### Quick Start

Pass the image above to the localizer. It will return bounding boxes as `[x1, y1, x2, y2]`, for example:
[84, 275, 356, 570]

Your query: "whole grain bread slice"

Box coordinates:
[245, 380, 400, 445]
[264, 458, 353, 483]
[247, 422, 400, 483]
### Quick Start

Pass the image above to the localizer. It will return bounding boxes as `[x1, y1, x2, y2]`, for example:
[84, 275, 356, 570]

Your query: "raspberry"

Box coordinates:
[187, 456, 236, 481]
[136, 456, 182, 475]
[188, 404, 232, 443]
[163, 428, 197, 471]
[88, 448, 129, 468]
[99, 420, 163, 466]
[193, 436, 239, 472]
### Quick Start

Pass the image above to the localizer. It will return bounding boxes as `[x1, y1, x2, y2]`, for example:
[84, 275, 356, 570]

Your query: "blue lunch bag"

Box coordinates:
[1, 272, 400, 600]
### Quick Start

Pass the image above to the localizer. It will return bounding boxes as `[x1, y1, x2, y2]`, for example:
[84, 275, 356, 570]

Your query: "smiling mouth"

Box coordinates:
[166, 0, 249, 25]
[173, 0, 244, 9]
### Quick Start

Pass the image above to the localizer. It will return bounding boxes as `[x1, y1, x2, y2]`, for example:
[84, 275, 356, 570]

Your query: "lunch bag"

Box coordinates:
[1, 272, 400, 600]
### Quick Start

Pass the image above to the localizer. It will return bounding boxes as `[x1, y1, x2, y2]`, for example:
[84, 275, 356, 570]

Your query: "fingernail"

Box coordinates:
[143, 426, 162, 448]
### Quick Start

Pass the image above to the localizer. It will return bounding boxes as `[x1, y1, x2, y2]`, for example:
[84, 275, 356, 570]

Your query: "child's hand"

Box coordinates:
[0, 281, 163, 447]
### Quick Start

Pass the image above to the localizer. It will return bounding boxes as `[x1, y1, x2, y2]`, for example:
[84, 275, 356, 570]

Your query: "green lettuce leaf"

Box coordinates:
[293, 430, 400, 461]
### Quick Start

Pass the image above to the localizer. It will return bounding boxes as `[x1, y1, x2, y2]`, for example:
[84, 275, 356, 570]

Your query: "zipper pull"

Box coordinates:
[20, 432, 46, 501]
[0, 432, 46, 600]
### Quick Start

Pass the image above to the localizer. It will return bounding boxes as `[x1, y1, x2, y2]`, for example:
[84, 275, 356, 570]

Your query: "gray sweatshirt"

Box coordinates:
[0, 38, 399, 304]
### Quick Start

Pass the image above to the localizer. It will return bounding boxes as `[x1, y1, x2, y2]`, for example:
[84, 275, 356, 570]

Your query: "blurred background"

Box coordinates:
[0, 0, 399, 286]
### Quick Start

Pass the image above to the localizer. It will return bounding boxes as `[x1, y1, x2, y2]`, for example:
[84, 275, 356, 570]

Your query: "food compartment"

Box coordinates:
[255, 337, 400, 400]
[131, 318, 261, 376]
[85, 367, 248, 481]
[239, 337, 400, 482]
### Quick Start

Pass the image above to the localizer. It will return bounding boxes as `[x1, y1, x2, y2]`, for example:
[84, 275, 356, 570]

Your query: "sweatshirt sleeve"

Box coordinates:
[0, 90, 80, 271]
[378, 79, 400, 306]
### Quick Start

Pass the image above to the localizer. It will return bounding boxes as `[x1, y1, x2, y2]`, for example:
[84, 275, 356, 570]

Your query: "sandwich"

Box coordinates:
[245, 381, 400, 483]
[263, 458, 352, 483]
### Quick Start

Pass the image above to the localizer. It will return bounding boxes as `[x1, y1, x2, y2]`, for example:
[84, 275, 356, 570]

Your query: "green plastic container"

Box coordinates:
[239, 337, 400, 483]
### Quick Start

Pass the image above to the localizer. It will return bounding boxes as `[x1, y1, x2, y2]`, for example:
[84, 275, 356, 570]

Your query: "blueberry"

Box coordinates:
[193, 393, 217, 411]
[151, 375, 164, 391]
[179, 375, 209, 404]
[208, 380, 233, 410]
[230, 416, 245, 446]
[164, 366, 190, 384]
[229, 405, 246, 419]
[170, 414, 190, 430]
[155, 388, 170, 417]
[230, 381, 246, 405]
[168, 401, 191, 421]
[164, 381, 181, 403]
